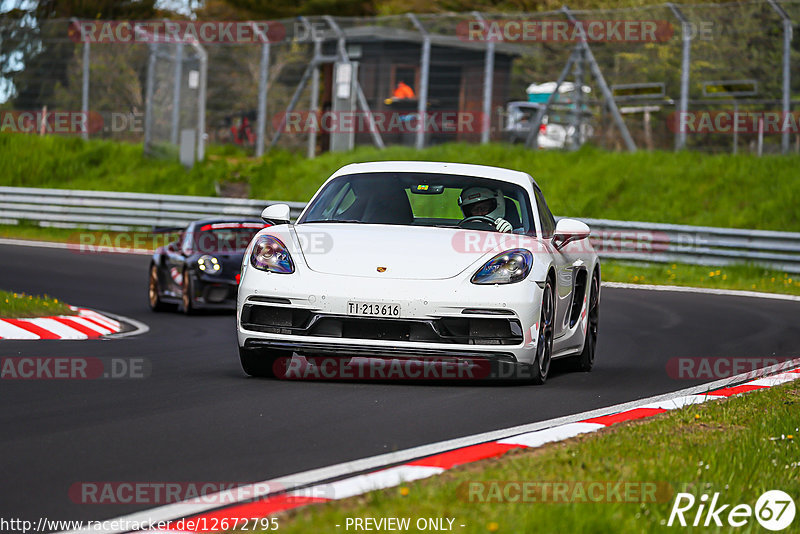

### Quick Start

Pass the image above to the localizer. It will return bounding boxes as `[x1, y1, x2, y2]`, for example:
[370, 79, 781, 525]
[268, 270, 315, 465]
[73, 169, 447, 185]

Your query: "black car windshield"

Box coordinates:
[298, 172, 534, 234]
[193, 222, 266, 253]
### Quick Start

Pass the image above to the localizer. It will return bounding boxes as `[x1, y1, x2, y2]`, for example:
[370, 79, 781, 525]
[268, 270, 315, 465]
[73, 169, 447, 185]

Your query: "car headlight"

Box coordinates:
[471, 249, 533, 285]
[250, 235, 294, 274]
[198, 255, 221, 275]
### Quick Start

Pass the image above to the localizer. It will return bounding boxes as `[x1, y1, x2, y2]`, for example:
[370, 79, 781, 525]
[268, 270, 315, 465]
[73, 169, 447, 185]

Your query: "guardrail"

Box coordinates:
[1, 186, 798, 273]
[0, 186, 306, 231]
[577, 217, 800, 274]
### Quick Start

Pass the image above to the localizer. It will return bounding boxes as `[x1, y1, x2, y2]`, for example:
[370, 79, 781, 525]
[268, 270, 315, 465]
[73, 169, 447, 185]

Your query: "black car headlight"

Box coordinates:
[471, 249, 533, 285]
[250, 235, 294, 274]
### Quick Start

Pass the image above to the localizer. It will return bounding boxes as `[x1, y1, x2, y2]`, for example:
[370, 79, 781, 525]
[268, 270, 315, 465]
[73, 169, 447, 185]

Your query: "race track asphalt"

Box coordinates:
[2, 242, 799, 528]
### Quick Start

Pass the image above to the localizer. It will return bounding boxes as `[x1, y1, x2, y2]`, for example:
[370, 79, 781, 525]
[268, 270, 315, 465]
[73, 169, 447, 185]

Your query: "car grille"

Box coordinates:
[240, 305, 523, 345]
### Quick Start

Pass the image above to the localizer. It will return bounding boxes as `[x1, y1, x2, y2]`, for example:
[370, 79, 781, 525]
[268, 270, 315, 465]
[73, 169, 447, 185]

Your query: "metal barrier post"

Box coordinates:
[252, 22, 271, 158]
[144, 42, 157, 155]
[768, 0, 793, 155]
[170, 42, 183, 145]
[473, 13, 495, 144]
[668, 3, 690, 151]
[191, 41, 208, 162]
[408, 14, 430, 150]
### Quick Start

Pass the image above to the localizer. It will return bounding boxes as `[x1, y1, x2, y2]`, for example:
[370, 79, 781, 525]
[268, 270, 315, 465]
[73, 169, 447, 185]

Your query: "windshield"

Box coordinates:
[298, 172, 535, 234]
[193, 222, 267, 253]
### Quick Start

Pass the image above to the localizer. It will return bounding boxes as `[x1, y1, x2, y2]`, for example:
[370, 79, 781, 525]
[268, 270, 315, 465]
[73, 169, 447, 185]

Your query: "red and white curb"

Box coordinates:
[0, 307, 123, 340]
[62, 361, 800, 534]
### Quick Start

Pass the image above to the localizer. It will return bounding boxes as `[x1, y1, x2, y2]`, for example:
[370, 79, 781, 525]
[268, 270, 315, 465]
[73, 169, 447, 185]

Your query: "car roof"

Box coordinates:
[329, 161, 539, 190]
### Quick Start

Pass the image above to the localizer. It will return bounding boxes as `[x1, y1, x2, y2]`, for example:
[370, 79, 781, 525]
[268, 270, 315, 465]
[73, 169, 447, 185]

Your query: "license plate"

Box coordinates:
[347, 302, 401, 317]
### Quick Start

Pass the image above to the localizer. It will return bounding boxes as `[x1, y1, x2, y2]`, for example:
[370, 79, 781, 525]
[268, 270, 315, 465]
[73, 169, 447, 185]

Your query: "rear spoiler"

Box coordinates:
[151, 226, 184, 234]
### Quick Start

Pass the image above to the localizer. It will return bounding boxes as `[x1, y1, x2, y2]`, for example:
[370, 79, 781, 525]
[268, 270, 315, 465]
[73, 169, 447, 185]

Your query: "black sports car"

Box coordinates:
[148, 218, 269, 313]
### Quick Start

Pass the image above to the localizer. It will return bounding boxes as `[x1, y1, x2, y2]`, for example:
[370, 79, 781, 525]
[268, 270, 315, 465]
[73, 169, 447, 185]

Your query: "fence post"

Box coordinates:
[194, 43, 207, 162]
[301, 17, 320, 159]
[252, 22, 271, 159]
[768, 0, 793, 155]
[571, 46, 585, 149]
[170, 42, 183, 145]
[667, 3, 690, 151]
[253, 24, 269, 158]
[144, 42, 157, 155]
[473, 12, 495, 144]
[408, 14, 430, 151]
[257, 42, 270, 158]
[81, 40, 89, 140]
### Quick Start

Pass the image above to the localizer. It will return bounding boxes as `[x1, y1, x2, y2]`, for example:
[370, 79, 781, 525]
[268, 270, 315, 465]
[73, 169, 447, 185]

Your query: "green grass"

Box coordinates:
[602, 261, 800, 296]
[2, 133, 800, 231]
[0, 224, 179, 251]
[0, 289, 74, 318]
[249, 381, 800, 534]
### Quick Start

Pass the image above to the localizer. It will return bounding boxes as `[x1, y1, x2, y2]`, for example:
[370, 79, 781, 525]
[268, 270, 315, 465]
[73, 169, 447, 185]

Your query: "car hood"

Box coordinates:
[290, 223, 502, 280]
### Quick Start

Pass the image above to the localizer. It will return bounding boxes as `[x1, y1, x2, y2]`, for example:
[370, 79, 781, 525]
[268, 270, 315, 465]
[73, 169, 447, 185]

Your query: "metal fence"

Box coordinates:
[2, 1, 799, 159]
[1, 186, 798, 273]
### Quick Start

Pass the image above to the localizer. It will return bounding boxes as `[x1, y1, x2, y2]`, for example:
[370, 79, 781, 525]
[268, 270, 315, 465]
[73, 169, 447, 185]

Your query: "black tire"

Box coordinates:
[148, 264, 175, 312]
[528, 279, 555, 385]
[573, 272, 600, 372]
[182, 269, 196, 315]
[238, 346, 291, 378]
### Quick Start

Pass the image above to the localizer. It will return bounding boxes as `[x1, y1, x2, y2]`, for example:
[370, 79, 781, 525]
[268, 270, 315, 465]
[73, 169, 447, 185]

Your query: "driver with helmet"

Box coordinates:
[458, 187, 513, 233]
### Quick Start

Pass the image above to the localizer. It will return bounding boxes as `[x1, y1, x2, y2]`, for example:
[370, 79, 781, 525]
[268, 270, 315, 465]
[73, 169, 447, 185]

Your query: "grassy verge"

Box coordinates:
[0, 224, 179, 251]
[0, 289, 74, 318]
[2, 133, 799, 231]
[252, 381, 800, 534]
[602, 261, 800, 296]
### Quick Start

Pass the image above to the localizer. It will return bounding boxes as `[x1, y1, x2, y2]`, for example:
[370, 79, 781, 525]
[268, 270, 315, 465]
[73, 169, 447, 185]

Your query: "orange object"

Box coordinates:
[392, 81, 415, 99]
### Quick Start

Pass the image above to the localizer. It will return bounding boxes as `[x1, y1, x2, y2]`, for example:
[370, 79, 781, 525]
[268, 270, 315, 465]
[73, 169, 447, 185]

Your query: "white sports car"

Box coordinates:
[236, 161, 600, 384]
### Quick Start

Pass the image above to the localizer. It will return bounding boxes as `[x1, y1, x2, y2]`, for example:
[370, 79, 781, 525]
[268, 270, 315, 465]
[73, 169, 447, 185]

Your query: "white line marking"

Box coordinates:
[0, 238, 152, 255]
[0, 238, 71, 250]
[637, 394, 714, 410]
[497, 422, 605, 447]
[602, 281, 800, 302]
[93, 310, 149, 338]
[297, 465, 444, 501]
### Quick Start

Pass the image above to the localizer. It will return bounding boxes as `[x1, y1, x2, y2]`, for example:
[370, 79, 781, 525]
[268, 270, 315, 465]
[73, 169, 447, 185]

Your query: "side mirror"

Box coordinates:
[552, 218, 590, 250]
[261, 204, 291, 225]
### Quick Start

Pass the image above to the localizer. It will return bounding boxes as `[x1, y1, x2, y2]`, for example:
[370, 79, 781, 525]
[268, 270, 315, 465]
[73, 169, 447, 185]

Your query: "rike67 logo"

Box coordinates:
[668, 490, 795, 531]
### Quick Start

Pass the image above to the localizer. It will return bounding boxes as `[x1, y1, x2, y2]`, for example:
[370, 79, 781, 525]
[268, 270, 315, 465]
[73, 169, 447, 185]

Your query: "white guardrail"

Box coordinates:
[1, 186, 799, 273]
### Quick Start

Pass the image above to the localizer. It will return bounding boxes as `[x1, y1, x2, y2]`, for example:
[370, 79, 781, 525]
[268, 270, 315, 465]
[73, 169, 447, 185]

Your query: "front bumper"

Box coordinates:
[237, 268, 543, 364]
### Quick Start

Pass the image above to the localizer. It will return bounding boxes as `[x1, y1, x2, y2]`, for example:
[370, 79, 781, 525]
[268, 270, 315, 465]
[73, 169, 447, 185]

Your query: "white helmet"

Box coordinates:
[458, 187, 506, 219]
